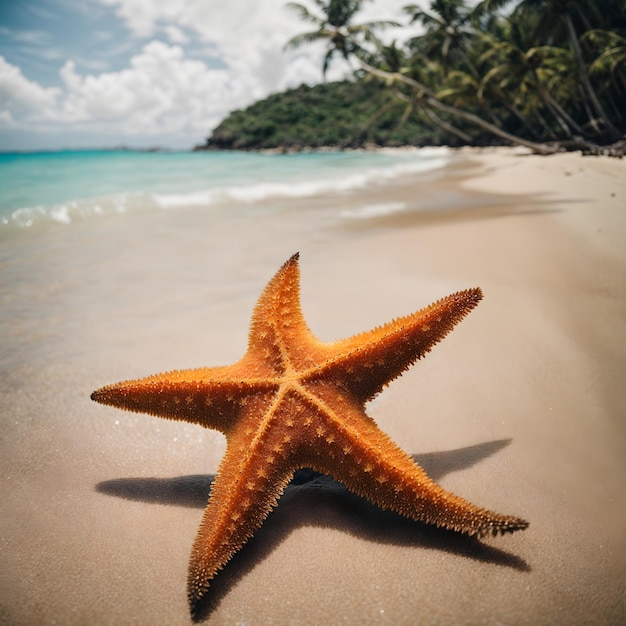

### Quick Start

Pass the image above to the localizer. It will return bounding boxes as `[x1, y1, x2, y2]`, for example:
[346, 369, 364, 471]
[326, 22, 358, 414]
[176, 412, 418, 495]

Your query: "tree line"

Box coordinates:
[201, 0, 625, 155]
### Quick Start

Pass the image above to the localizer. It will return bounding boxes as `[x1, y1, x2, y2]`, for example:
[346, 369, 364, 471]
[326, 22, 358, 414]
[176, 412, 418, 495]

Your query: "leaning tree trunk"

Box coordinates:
[524, 68, 584, 137]
[363, 95, 405, 130]
[533, 106, 559, 140]
[564, 12, 622, 138]
[421, 106, 474, 143]
[532, 70, 587, 138]
[394, 89, 473, 142]
[579, 85, 603, 135]
[538, 88, 576, 138]
[360, 61, 560, 154]
[430, 97, 559, 152]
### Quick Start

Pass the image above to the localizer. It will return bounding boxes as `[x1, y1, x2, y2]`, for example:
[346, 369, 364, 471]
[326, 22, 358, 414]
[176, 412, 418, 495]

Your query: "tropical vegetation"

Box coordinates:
[200, 0, 625, 155]
[203, 80, 444, 150]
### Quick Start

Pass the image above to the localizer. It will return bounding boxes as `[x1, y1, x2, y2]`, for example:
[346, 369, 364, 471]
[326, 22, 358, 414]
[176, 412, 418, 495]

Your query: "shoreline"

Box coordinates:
[0, 147, 454, 235]
[4, 140, 625, 157]
[1, 147, 625, 624]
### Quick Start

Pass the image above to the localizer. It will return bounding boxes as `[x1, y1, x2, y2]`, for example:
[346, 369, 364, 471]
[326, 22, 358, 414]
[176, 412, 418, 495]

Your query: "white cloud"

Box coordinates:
[0, 56, 60, 125]
[164, 25, 188, 44]
[2, 0, 431, 147]
[1, 42, 255, 141]
[96, 0, 379, 91]
[57, 41, 250, 134]
[98, 0, 184, 38]
[0, 109, 16, 126]
[94, 0, 428, 91]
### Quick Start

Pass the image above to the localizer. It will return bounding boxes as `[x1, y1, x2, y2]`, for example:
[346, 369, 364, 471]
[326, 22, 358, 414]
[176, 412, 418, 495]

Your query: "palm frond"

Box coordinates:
[285, 2, 323, 27]
[408, 10, 442, 29]
[285, 31, 328, 50]
[322, 48, 335, 77]
[471, 0, 516, 20]
[349, 20, 402, 32]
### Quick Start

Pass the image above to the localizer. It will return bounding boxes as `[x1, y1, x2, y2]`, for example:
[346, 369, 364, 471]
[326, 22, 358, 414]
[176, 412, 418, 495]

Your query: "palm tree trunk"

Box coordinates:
[604, 90, 624, 126]
[564, 13, 622, 138]
[579, 86, 603, 134]
[537, 89, 576, 137]
[421, 107, 474, 143]
[502, 101, 538, 137]
[363, 96, 403, 129]
[535, 80, 586, 137]
[395, 97, 414, 130]
[360, 61, 559, 154]
[394, 89, 473, 142]
[533, 107, 558, 140]
[459, 48, 480, 80]
[430, 97, 558, 152]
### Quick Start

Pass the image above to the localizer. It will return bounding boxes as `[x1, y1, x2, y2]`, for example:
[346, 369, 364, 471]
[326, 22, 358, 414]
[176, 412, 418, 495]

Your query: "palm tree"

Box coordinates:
[473, 0, 624, 138]
[477, 14, 587, 138]
[581, 29, 626, 128]
[405, 0, 479, 77]
[378, 50, 475, 143]
[286, 0, 559, 151]
[361, 57, 559, 151]
[285, 0, 400, 76]
[584, 29, 626, 87]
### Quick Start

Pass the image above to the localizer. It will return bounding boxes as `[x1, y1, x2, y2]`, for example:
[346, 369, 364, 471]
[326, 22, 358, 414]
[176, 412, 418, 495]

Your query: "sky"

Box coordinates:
[0, 0, 430, 151]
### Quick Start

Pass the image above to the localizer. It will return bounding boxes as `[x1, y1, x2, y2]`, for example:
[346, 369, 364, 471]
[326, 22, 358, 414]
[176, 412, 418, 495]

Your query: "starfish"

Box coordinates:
[91, 253, 528, 617]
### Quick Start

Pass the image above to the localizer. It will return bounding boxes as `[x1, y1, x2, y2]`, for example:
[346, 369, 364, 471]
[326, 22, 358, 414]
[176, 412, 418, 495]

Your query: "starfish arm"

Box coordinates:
[90, 366, 278, 433]
[305, 288, 483, 402]
[186, 415, 297, 616]
[298, 383, 528, 537]
[245, 253, 330, 374]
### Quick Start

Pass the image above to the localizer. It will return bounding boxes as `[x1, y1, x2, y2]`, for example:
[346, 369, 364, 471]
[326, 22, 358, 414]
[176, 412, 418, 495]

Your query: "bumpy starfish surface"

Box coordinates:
[92, 253, 528, 616]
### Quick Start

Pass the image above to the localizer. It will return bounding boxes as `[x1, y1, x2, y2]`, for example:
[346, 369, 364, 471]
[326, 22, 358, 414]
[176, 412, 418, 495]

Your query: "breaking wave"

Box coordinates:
[0, 149, 450, 231]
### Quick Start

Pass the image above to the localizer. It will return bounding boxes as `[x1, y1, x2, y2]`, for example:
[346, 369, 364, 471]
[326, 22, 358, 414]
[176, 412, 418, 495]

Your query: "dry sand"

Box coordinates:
[1, 148, 625, 624]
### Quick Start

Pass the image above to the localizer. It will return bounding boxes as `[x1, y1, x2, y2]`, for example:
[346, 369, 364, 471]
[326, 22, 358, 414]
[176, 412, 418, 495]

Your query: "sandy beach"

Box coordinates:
[1, 147, 625, 625]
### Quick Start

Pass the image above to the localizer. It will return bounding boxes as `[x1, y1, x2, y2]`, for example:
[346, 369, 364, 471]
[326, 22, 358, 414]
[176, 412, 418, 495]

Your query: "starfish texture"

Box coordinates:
[92, 253, 528, 616]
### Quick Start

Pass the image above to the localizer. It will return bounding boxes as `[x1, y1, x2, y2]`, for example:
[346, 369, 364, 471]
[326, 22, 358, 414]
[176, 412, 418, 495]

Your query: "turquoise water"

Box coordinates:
[0, 149, 449, 230]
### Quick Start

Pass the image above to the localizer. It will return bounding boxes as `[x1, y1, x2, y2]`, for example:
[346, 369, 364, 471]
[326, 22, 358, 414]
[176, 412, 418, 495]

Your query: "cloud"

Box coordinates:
[98, 0, 184, 38]
[2, 0, 429, 147]
[96, 0, 392, 86]
[59, 41, 253, 133]
[164, 25, 188, 44]
[0, 56, 60, 126]
[1, 42, 257, 141]
[94, 0, 426, 93]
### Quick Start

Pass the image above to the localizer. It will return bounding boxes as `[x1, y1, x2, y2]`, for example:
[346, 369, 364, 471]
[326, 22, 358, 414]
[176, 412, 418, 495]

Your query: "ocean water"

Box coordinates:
[0, 148, 450, 232]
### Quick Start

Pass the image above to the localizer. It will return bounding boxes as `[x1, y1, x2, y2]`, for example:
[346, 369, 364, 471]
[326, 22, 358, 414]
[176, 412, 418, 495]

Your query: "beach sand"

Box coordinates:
[1, 148, 624, 624]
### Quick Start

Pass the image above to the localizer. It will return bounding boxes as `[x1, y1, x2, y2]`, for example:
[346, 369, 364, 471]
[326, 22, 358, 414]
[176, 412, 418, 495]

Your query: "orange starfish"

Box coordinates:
[91, 253, 528, 616]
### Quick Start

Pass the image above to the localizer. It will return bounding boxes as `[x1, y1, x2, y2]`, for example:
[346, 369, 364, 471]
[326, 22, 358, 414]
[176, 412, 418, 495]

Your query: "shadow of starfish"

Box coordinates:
[96, 439, 530, 621]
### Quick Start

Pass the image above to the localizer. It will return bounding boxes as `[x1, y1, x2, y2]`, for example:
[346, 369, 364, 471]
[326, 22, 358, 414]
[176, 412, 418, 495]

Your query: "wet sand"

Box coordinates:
[1, 148, 624, 624]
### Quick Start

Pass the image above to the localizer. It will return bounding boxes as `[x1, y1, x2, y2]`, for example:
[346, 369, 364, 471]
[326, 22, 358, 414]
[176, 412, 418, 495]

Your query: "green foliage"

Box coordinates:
[201, 0, 626, 152]
[285, 1, 400, 76]
[203, 81, 442, 150]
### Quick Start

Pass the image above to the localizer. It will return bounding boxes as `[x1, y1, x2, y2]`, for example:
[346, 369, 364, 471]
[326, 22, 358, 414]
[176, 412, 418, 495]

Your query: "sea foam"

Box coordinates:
[154, 155, 448, 209]
[0, 149, 449, 231]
